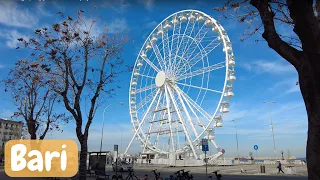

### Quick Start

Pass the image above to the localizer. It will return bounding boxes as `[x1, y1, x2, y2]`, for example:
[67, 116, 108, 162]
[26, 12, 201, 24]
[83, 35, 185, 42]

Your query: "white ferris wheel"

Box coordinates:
[124, 9, 236, 161]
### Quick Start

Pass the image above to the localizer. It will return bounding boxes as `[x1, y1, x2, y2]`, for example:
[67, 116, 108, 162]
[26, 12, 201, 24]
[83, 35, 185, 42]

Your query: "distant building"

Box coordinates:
[0, 118, 23, 148]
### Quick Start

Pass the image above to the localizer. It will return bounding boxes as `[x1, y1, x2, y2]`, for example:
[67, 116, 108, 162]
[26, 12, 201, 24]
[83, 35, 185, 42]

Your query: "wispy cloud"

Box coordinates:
[36, 2, 53, 17]
[0, 109, 14, 119]
[0, 1, 38, 28]
[240, 60, 296, 75]
[144, 20, 158, 30]
[0, 30, 29, 49]
[269, 77, 300, 94]
[101, 0, 130, 13]
[106, 18, 128, 33]
[138, 0, 155, 11]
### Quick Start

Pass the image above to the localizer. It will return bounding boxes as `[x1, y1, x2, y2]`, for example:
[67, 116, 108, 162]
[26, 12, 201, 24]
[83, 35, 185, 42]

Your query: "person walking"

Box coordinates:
[277, 161, 284, 174]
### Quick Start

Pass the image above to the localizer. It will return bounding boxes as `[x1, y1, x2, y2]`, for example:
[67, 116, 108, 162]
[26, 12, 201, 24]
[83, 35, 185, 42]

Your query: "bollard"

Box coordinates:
[260, 165, 266, 173]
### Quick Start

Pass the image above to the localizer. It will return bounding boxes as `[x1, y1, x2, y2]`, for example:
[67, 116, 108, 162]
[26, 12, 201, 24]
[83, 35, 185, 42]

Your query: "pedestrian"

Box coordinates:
[277, 161, 284, 174]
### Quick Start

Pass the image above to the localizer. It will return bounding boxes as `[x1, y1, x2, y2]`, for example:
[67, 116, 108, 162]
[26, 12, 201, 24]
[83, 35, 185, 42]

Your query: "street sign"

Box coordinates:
[114, 145, 118, 151]
[254, 145, 258, 150]
[202, 139, 209, 152]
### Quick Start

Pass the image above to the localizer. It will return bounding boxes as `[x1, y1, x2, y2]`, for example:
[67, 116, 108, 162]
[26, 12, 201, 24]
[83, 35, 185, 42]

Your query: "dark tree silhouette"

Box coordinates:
[214, 0, 320, 179]
[3, 60, 69, 140]
[16, 8, 129, 180]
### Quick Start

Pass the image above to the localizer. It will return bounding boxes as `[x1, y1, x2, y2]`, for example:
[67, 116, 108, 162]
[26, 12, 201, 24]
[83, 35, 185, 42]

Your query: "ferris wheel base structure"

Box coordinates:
[125, 9, 236, 167]
[121, 151, 224, 166]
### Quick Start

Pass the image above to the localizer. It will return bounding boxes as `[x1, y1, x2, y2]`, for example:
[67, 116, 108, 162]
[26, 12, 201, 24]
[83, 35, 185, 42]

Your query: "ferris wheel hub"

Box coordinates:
[155, 71, 166, 87]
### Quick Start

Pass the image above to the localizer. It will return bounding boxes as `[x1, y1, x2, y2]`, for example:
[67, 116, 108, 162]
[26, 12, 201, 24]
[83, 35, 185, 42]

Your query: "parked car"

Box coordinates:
[112, 161, 133, 172]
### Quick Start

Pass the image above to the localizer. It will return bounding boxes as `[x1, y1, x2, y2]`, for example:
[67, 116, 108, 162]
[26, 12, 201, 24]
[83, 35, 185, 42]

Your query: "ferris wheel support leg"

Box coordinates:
[124, 135, 135, 155]
[124, 89, 161, 155]
[143, 91, 162, 153]
[167, 85, 199, 160]
[175, 86, 199, 138]
[210, 139, 220, 151]
[164, 85, 175, 152]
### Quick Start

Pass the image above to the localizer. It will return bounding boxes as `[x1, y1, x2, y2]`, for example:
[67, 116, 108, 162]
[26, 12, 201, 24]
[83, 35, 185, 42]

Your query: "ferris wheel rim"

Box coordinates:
[127, 9, 235, 155]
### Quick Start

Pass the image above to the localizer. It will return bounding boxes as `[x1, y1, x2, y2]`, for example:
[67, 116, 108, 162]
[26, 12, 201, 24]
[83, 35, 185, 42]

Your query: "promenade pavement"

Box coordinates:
[0, 164, 308, 180]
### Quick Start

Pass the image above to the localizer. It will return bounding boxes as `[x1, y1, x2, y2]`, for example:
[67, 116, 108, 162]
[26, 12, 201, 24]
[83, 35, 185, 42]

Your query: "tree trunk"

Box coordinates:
[298, 52, 320, 179]
[78, 136, 88, 180]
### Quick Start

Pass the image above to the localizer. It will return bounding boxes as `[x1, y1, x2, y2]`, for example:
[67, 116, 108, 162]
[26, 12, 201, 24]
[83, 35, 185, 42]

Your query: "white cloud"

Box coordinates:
[106, 18, 128, 33]
[101, 0, 130, 13]
[0, 30, 29, 49]
[240, 60, 296, 75]
[223, 109, 248, 122]
[144, 20, 158, 30]
[138, 0, 155, 11]
[0, 1, 38, 28]
[269, 77, 300, 94]
[0, 109, 14, 119]
[286, 84, 300, 93]
[36, 2, 53, 17]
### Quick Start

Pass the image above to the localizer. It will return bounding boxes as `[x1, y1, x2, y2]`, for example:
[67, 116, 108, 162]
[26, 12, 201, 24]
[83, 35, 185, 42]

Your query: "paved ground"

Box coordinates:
[0, 164, 308, 180]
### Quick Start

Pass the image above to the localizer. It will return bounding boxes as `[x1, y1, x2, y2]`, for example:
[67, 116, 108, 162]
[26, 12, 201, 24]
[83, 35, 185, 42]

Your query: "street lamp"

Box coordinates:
[262, 101, 277, 158]
[232, 120, 240, 164]
[100, 102, 124, 153]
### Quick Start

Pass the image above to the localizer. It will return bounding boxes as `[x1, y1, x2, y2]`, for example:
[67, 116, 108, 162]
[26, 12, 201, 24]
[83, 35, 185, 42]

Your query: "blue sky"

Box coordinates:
[0, 0, 307, 158]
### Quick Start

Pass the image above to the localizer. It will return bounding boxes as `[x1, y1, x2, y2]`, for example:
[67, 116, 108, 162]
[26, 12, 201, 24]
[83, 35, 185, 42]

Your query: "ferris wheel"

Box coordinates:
[124, 10, 235, 160]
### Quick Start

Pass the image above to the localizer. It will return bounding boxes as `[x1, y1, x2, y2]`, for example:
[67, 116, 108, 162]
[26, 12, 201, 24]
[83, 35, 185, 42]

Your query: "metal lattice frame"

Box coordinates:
[125, 10, 236, 160]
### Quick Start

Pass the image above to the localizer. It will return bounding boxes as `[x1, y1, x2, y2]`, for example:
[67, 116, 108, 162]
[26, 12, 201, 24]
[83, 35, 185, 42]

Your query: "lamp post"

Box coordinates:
[262, 101, 277, 158]
[280, 150, 284, 160]
[232, 120, 240, 164]
[100, 102, 124, 153]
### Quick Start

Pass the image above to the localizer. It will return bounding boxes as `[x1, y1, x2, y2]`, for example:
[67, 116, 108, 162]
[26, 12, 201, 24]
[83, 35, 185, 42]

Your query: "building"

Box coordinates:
[0, 118, 23, 148]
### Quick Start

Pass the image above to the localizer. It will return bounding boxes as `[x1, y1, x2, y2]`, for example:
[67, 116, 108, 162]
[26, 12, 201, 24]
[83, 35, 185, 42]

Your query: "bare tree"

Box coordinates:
[16, 9, 129, 179]
[214, 0, 320, 178]
[3, 59, 68, 140]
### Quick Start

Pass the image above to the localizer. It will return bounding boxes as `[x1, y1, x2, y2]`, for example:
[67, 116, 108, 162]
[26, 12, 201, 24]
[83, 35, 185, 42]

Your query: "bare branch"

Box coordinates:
[250, 0, 302, 68]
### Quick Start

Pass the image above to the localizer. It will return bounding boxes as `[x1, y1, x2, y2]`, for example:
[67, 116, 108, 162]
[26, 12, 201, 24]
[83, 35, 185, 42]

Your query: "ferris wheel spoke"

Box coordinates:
[162, 28, 171, 71]
[176, 39, 221, 75]
[173, 86, 199, 138]
[138, 73, 156, 79]
[136, 84, 156, 94]
[136, 88, 158, 110]
[169, 17, 181, 71]
[177, 87, 206, 129]
[175, 86, 211, 121]
[173, 24, 200, 72]
[171, 18, 191, 73]
[141, 56, 161, 72]
[176, 61, 225, 81]
[173, 26, 209, 73]
[166, 84, 198, 159]
[176, 82, 223, 94]
[149, 38, 166, 71]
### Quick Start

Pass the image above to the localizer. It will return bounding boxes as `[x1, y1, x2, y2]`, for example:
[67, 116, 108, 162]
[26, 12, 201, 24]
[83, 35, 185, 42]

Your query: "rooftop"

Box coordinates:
[0, 118, 23, 124]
